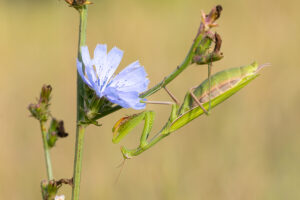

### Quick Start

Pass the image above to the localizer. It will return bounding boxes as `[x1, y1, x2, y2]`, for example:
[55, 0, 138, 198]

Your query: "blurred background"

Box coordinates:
[1, 0, 300, 199]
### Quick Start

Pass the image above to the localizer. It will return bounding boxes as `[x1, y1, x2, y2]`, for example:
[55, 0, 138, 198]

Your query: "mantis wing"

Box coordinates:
[169, 74, 258, 132]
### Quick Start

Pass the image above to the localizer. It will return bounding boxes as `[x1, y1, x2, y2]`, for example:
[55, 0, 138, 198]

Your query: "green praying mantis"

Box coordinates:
[112, 62, 268, 159]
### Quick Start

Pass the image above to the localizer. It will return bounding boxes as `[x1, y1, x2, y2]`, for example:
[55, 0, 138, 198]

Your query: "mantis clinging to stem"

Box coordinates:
[110, 5, 269, 160]
[113, 62, 269, 159]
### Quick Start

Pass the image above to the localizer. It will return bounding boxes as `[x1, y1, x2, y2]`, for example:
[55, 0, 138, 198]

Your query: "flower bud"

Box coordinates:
[199, 5, 223, 32]
[28, 103, 39, 119]
[40, 85, 52, 104]
[28, 85, 52, 122]
[28, 103, 48, 122]
[40, 180, 58, 200]
[65, 0, 92, 10]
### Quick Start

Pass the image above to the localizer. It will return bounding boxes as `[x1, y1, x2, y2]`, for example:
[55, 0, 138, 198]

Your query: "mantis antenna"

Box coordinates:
[114, 159, 126, 185]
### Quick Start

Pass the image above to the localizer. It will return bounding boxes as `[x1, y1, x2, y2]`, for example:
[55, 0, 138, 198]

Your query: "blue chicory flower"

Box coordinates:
[77, 44, 149, 110]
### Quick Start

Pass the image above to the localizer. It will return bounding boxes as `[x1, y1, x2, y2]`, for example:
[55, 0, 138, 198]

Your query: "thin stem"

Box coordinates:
[140, 34, 203, 98]
[40, 121, 53, 180]
[77, 7, 88, 121]
[72, 125, 86, 200]
[72, 6, 88, 200]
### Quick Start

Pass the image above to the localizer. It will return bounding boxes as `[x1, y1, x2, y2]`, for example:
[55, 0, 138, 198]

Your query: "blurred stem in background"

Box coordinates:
[72, 5, 88, 200]
[40, 121, 53, 180]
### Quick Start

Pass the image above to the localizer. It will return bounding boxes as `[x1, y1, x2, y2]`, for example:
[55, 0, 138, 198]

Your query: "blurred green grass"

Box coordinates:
[1, 0, 300, 199]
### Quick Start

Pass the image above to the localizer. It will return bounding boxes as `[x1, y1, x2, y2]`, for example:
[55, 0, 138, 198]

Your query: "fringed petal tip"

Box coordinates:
[108, 61, 149, 94]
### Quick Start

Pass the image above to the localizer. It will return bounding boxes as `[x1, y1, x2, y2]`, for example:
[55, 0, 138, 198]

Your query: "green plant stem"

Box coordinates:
[40, 121, 53, 180]
[76, 7, 88, 121]
[72, 6, 88, 200]
[72, 125, 86, 200]
[140, 34, 203, 98]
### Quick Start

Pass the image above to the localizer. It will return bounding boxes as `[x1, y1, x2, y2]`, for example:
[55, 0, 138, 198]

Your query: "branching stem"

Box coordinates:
[140, 34, 203, 98]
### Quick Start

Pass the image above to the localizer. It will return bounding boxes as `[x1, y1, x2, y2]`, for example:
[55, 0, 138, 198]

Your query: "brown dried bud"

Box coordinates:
[196, 5, 223, 37]
[57, 121, 68, 138]
[213, 32, 222, 53]
[47, 119, 68, 148]
[193, 32, 223, 65]
[65, 0, 92, 8]
[193, 51, 224, 65]
[40, 84, 52, 104]
[209, 5, 223, 21]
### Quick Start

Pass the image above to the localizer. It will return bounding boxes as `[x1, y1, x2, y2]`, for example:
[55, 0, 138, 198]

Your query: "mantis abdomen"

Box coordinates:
[179, 62, 261, 115]
[195, 63, 259, 104]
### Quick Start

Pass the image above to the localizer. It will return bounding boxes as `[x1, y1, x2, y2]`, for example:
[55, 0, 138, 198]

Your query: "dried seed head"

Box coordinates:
[65, 0, 93, 9]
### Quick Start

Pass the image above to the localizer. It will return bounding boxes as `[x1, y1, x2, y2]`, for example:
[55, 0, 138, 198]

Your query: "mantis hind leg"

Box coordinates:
[189, 87, 209, 115]
[207, 61, 212, 114]
[163, 84, 209, 116]
[163, 86, 180, 105]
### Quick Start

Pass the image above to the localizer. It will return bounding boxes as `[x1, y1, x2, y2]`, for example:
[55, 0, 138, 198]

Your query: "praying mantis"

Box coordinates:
[112, 62, 268, 159]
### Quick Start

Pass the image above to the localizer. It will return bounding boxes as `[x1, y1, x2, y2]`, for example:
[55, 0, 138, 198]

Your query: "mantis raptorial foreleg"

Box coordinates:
[112, 111, 155, 146]
[139, 111, 154, 147]
[113, 104, 178, 159]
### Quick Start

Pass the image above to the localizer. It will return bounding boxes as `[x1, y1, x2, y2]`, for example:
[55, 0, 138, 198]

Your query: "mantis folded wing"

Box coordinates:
[113, 62, 268, 159]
